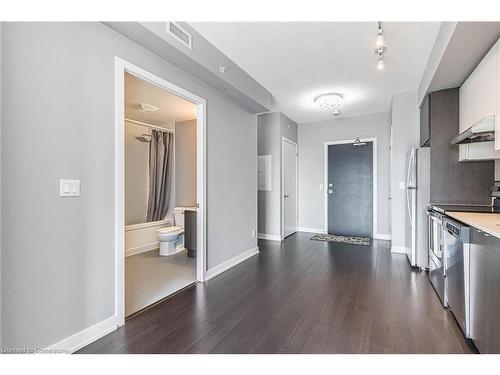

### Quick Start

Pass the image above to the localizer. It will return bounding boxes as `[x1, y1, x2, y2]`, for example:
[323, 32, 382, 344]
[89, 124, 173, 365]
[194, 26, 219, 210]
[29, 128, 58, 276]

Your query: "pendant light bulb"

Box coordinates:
[376, 33, 385, 48]
[374, 22, 387, 70]
[377, 56, 385, 70]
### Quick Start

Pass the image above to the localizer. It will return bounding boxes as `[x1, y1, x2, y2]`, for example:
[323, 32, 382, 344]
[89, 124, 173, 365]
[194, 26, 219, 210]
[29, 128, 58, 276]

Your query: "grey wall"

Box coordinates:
[418, 22, 456, 105]
[106, 22, 272, 113]
[1, 22, 257, 349]
[390, 91, 420, 250]
[175, 119, 197, 207]
[280, 113, 298, 143]
[297, 112, 391, 236]
[125, 121, 150, 225]
[257, 113, 281, 236]
[257, 113, 297, 237]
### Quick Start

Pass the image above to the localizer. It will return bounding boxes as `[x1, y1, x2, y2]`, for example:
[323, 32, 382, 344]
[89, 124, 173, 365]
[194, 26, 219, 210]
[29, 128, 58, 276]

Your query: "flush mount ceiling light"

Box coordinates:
[138, 103, 159, 113]
[374, 21, 387, 70]
[314, 93, 343, 115]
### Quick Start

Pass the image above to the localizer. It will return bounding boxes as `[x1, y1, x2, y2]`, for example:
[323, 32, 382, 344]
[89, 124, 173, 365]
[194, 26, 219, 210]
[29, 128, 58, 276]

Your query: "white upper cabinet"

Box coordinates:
[459, 141, 500, 161]
[460, 46, 496, 133]
[459, 74, 471, 133]
[458, 38, 500, 159]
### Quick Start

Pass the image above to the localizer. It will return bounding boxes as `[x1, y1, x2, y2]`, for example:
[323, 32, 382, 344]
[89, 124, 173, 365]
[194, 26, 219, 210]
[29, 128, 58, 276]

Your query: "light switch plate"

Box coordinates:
[60, 179, 80, 197]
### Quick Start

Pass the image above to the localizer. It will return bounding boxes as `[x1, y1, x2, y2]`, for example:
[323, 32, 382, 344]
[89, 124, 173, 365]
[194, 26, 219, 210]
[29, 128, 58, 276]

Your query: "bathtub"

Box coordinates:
[125, 219, 173, 257]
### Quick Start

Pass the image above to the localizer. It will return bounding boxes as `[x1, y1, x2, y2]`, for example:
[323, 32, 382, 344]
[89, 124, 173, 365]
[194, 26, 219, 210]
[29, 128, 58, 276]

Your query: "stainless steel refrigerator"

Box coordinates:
[405, 147, 430, 269]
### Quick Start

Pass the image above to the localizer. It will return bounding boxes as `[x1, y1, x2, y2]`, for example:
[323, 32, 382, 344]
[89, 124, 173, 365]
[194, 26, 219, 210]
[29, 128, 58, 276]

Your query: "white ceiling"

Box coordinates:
[125, 72, 197, 126]
[190, 22, 440, 123]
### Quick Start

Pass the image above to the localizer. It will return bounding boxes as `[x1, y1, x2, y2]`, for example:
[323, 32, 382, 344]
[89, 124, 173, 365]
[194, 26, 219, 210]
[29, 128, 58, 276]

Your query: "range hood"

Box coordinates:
[450, 115, 495, 145]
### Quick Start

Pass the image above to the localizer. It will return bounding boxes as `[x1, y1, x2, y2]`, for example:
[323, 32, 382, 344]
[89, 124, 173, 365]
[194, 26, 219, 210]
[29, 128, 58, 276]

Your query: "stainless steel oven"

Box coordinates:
[427, 209, 446, 305]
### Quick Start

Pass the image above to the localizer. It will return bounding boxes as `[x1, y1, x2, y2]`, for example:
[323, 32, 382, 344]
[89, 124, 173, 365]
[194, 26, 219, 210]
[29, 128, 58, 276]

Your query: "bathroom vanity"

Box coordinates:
[185, 210, 197, 258]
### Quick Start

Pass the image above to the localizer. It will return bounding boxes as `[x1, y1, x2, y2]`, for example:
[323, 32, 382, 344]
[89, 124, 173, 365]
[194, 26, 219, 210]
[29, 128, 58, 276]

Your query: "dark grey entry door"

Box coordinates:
[327, 142, 373, 237]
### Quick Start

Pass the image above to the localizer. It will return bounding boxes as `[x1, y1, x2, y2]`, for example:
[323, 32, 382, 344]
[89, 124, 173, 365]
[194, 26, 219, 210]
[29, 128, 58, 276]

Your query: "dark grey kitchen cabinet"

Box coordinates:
[470, 228, 488, 353]
[486, 231, 500, 353]
[428, 88, 493, 205]
[469, 228, 500, 353]
[184, 210, 197, 258]
[420, 94, 430, 147]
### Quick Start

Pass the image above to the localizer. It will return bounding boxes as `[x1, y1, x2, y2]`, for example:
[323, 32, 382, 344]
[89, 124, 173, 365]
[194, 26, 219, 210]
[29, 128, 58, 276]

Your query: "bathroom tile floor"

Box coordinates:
[125, 248, 196, 316]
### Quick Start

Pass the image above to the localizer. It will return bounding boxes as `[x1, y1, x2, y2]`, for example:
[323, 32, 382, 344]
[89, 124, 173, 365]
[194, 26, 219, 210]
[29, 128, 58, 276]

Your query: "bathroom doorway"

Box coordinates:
[115, 58, 206, 323]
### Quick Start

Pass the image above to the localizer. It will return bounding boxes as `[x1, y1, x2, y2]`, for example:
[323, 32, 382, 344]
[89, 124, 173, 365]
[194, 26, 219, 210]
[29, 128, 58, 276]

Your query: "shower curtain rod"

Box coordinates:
[125, 118, 174, 133]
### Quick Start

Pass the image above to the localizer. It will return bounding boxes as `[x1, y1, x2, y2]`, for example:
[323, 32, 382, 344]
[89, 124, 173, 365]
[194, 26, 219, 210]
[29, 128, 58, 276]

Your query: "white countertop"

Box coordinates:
[174, 206, 198, 212]
[447, 212, 500, 239]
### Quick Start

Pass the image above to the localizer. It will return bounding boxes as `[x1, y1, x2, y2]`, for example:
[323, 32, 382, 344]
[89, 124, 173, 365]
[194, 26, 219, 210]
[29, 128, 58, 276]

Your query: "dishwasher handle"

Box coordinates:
[444, 218, 470, 242]
[446, 228, 457, 237]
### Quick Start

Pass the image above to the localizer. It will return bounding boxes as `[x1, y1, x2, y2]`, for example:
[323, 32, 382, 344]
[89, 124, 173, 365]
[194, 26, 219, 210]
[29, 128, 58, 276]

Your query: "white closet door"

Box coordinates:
[283, 139, 297, 238]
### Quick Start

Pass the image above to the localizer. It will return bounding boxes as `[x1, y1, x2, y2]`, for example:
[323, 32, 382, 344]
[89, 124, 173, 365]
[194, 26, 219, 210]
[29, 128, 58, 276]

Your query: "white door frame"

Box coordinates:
[323, 138, 377, 237]
[115, 57, 207, 326]
[281, 137, 299, 239]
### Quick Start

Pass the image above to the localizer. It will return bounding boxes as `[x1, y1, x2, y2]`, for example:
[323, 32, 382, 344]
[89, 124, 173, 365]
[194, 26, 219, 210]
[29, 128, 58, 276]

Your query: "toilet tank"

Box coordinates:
[173, 207, 185, 228]
[173, 206, 198, 228]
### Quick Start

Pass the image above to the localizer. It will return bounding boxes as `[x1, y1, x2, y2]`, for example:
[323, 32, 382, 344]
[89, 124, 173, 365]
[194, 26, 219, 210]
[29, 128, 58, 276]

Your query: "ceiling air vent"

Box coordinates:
[167, 22, 192, 49]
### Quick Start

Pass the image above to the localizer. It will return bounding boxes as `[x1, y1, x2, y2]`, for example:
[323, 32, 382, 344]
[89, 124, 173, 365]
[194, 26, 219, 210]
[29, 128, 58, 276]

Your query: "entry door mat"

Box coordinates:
[310, 233, 370, 246]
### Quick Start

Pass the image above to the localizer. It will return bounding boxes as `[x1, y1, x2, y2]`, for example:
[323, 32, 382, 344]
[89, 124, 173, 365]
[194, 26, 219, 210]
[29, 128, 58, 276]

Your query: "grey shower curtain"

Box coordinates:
[146, 130, 174, 222]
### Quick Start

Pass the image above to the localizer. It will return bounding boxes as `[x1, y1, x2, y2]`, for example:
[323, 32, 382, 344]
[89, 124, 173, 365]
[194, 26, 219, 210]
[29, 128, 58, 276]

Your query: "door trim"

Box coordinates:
[323, 138, 377, 237]
[115, 57, 207, 327]
[281, 137, 298, 239]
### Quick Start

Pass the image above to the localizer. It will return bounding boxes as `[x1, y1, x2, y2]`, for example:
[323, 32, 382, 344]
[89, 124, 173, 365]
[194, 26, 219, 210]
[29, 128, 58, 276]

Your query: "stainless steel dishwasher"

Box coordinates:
[444, 217, 471, 338]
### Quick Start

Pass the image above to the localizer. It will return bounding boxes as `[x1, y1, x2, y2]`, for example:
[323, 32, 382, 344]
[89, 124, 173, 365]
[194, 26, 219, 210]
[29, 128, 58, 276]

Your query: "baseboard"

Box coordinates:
[125, 241, 159, 257]
[391, 246, 407, 254]
[206, 246, 259, 281]
[257, 233, 282, 241]
[45, 315, 118, 353]
[297, 227, 327, 234]
[373, 233, 392, 241]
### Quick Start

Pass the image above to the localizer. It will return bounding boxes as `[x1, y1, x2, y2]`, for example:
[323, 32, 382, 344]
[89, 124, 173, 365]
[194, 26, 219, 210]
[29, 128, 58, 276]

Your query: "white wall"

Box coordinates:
[390, 91, 420, 251]
[0, 22, 257, 349]
[257, 113, 297, 238]
[125, 121, 150, 225]
[175, 119, 197, 207]
[298, 112, 391, 237]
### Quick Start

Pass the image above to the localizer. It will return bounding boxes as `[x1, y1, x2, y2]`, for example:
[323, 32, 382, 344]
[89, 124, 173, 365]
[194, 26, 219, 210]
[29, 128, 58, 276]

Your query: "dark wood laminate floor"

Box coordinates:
[78, 233, 475, 354]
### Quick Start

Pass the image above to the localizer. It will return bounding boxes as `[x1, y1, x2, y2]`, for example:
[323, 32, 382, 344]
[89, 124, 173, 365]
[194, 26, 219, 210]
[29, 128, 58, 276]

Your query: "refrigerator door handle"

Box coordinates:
[406, 188, 413, 228]
[406, 149, 414, 188]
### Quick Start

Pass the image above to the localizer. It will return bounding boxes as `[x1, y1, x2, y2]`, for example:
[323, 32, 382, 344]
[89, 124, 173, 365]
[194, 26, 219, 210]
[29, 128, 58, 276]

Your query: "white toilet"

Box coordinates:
[156, 207, 186, 256]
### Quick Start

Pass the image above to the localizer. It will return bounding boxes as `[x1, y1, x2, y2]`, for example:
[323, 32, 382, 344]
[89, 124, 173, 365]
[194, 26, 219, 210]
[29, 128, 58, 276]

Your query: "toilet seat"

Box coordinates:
[157, 226, 183, 234]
